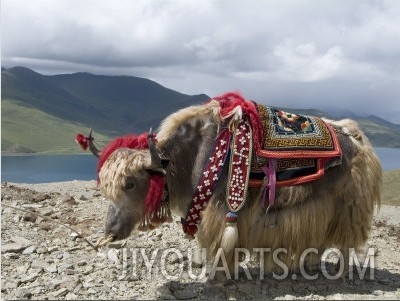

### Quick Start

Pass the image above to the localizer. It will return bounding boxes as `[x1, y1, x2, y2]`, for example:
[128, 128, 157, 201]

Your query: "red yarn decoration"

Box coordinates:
[75, 134, 89, 150]
[213, 92, 264, 152]
[97, 133, 150, 175]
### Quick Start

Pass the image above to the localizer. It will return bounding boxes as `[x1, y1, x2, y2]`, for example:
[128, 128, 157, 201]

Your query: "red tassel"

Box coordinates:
[75, 134, 88, 150]
[139, 173, 170, 229]
[143, 173, 164, 214]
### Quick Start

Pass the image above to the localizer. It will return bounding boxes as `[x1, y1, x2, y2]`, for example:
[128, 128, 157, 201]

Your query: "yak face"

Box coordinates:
[98, 148, 153, 241]
[104, 203, 138, 241]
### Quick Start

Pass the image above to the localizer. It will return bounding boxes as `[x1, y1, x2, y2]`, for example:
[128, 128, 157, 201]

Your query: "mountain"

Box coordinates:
[2, 66, 400, 153]
[1, 67, 209, 153]
[355, 115, 400, 148]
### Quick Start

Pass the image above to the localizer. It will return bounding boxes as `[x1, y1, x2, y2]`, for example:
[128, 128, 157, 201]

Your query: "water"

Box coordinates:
[1, 147, 400, 184]
[1, 154, 98, 184]
[374, 147, 400, 172]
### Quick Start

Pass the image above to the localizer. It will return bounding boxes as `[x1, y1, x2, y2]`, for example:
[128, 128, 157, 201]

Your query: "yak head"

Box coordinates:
[81, 130, 169, 245]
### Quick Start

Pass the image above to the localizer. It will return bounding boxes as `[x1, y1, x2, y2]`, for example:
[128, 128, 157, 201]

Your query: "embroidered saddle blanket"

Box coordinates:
[250, 104, 342, 187]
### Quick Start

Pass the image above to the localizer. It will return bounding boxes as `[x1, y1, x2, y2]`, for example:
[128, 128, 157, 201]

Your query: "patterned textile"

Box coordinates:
[257, 105, 341, 157]
[249, 104, 342, 187]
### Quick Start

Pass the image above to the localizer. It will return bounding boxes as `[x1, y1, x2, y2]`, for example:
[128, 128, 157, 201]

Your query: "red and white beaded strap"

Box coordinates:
[226, 119, 253, 212]
[182, 128, 232, 236]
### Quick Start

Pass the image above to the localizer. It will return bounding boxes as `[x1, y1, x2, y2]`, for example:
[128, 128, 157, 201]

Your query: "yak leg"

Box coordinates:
[302, 248, 323, 274]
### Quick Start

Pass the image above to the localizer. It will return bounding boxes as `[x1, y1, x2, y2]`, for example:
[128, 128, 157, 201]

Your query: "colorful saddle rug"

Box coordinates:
[250, 104, 342, 187]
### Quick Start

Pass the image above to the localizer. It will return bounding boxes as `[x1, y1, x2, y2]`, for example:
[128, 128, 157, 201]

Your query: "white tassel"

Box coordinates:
[221, 224, 238, 253]
[221, 211, 239, 253]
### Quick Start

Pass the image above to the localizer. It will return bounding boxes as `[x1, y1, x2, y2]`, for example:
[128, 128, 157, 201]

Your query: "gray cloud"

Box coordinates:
[2, 0, 400, 122]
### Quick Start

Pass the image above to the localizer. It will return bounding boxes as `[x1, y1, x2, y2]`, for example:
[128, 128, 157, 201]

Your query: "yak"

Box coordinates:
[77, 92, 382, 279]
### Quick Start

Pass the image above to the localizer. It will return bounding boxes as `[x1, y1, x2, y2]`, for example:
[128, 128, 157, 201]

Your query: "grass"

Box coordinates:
[1, 99, 111, 153]
[382, 169, 400, 206]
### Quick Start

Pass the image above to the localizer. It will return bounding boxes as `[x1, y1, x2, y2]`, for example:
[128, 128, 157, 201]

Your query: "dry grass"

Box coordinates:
[382, 169, 400, 206]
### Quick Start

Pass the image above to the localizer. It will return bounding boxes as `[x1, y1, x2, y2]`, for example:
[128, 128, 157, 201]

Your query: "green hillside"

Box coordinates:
[2, 67, 208, 135]
[1, 67, 208, 153]
[2, 99, 110, 153]
[357, 116, 400, 148]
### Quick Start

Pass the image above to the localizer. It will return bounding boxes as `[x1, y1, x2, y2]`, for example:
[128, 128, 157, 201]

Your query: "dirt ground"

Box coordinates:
[1, 180, 399, 300]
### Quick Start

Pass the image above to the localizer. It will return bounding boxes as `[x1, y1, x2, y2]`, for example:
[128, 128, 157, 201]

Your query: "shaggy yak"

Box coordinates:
[76, 92, 382, 279]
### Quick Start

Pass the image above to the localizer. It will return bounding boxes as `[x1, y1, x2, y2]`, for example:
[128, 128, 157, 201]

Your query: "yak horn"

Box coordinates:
[148, 128, 162, 168]
[88, 128, 101, 158]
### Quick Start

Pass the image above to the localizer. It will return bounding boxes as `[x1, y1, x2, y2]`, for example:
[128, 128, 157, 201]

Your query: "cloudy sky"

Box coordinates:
[2, 0, 400, 122]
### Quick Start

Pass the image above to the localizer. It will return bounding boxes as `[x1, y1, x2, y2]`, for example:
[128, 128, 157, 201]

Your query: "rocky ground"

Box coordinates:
[1, 180, 399, 300]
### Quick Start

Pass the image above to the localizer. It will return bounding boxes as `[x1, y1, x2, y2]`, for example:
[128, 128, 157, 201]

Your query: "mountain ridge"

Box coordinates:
[2, 66, 209, 136]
